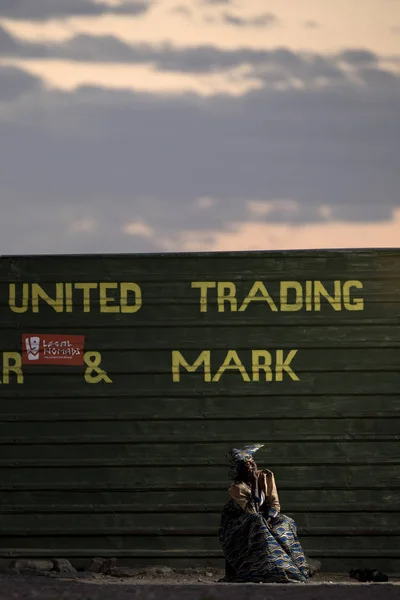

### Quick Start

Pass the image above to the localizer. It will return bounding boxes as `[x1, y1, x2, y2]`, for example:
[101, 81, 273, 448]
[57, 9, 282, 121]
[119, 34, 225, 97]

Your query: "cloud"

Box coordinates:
[196, 197, 215, 210]
[304, 20, 319, 29]
[170, 5, 193, 18]
[159, 209, 400, 252]
[0, 21, 22, 53]
[0, 65, 43, 101]
[359, 66, 400, 91]
[1, 26, 394, 102]
[0, 25, 276, 68]
[122, 221, 154, 238]
[221, 12, 278, 28]
[338, 49, 378, 66]
[0, 0, 150, 21]
[0, 25, 381, 88]
[0, 56, 398, 254]
[247, 200, 299, 219]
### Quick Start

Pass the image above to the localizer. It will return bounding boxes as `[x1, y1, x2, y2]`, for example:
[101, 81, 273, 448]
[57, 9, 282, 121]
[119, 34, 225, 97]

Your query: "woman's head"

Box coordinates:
[227, 444, 264, 480]
[236, 457, 258, 482]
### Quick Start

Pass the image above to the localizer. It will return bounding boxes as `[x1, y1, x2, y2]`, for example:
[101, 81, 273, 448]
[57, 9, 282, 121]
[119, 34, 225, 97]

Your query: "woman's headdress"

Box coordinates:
[226, 443, 264, 479]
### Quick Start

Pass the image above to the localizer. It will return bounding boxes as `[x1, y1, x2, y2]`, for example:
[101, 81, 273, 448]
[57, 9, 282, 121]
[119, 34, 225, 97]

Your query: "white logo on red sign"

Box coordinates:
[22, 334, 85, 365]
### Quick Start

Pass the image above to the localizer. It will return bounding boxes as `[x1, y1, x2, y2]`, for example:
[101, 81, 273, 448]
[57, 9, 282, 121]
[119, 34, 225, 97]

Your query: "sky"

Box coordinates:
[0, 0, 399, 254]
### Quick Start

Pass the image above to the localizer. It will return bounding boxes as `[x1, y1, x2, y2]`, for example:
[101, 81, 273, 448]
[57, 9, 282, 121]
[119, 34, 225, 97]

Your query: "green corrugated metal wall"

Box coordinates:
[0, 249, 399, 573]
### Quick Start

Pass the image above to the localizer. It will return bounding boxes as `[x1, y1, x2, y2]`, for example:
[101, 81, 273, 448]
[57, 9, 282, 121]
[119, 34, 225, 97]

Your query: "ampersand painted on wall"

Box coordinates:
[84, 351, 112, 384]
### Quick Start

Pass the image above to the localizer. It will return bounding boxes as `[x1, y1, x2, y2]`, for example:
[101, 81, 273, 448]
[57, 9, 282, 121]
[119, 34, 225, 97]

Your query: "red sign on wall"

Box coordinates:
[22, 334, 85, 365]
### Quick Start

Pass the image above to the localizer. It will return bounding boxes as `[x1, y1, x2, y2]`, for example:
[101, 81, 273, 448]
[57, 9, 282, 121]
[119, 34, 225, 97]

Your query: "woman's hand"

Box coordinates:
[250, 472, 259, 496]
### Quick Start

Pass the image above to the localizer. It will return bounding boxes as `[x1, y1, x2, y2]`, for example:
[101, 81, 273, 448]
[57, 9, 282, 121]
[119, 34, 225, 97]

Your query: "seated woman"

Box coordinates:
[219, 444, 309, 584]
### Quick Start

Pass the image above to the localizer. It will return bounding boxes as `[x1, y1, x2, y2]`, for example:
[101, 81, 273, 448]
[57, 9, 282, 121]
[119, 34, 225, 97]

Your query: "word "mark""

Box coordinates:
[172, 349, 299, 382]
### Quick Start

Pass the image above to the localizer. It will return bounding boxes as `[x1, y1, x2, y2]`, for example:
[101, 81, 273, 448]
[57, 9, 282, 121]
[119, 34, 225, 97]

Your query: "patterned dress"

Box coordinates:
[219, 472, 309, 584]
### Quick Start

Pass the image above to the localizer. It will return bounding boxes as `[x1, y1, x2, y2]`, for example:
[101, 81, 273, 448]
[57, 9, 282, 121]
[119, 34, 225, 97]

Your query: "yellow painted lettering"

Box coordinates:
[120, 283, 142, 313]
[32, 283, 64, 313]
[99, 282, 120, 313]
[313, 280, 341, 311]
[172, 350, 211, 382]
[191, 281, 216, 313]
[252, 350, 273, 382]
[75, 283, 98, 313]
[65, 283, 73, 313]
[213, 350, 250, 382]
[275, 349, 299, 382]
[305, 280, 313, 311]
[217, 282, 237, 312]
[9, 283, 29, 313]
[238, 281, 278, 312]
[343, 280, 364, 311]
[280, 281, 303, 312]
[2, 352, 23, 384]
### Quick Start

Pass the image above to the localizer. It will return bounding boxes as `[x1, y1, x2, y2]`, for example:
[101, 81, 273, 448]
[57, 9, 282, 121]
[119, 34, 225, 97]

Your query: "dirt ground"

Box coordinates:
[1, 568, 400, 600]
[4, 563, 400, 588]
[61, 567, 400, 586]
[1, 575, 400, 600]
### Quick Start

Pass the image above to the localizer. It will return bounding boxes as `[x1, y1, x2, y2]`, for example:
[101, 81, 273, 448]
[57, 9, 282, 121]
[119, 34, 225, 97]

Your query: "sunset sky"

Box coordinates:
[0, 0, 399, 254]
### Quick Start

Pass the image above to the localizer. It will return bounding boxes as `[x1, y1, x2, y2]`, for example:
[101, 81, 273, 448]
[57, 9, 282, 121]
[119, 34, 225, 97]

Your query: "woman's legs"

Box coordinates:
[268, 514, 310, 580]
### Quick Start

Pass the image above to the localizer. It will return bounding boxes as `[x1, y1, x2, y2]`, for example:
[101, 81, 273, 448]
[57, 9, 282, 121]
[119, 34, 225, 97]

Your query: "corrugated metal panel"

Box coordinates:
[0, 249, 399, 573]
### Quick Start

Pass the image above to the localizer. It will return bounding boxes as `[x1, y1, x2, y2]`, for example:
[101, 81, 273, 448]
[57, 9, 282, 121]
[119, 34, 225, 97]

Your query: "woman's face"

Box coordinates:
[238, 457, 257, 480]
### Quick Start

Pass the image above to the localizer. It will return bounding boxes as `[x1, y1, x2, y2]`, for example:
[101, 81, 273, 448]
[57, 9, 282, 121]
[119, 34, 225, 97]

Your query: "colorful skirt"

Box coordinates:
[219, 500, 310, 583]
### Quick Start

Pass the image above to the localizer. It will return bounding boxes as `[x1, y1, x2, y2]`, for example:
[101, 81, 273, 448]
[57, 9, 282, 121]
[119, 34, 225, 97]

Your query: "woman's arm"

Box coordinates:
[263, 470, 281, 519]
